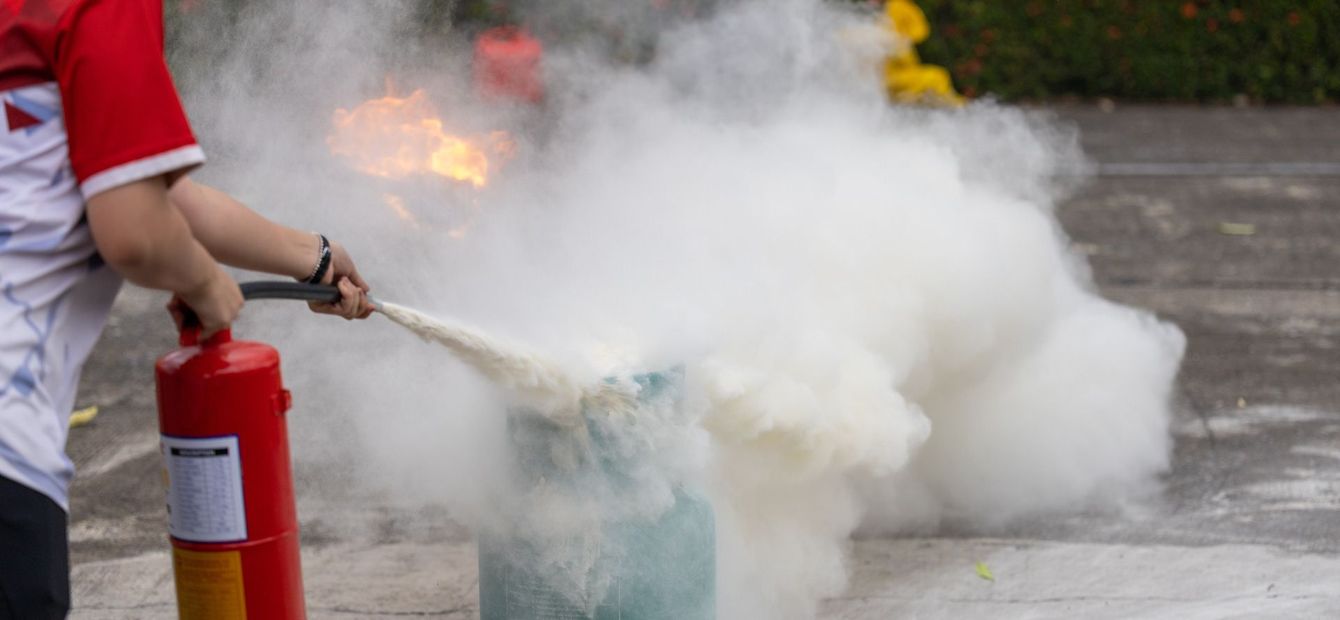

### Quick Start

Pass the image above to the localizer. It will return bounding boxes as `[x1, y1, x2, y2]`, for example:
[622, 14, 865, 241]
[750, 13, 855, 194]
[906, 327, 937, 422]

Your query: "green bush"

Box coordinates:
[906, 0, 1339, 103]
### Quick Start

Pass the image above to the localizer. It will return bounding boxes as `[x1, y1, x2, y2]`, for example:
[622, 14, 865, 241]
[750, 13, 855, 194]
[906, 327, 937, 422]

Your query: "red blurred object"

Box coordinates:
[157, 326, 304, 619]
[474, 26, 545, 103]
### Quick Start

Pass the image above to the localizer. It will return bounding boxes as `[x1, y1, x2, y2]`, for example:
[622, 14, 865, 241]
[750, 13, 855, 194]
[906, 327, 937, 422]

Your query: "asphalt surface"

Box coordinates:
[64, 105, 1340, 618]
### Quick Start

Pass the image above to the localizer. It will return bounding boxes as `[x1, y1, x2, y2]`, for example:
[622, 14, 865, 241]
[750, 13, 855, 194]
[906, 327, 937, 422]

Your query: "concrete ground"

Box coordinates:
[64, 105, 1340, 619]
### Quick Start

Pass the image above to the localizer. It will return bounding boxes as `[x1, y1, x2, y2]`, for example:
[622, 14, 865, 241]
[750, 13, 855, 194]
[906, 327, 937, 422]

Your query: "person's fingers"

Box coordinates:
[337, 278, 352, 316]
[204, 286, 243, 340]
[337, 278, 360, 320]
[305, 275, 374, 320]
[348, 268, 370, 293]
[310, 302, 343, 316]
[325, 243, 364, 289]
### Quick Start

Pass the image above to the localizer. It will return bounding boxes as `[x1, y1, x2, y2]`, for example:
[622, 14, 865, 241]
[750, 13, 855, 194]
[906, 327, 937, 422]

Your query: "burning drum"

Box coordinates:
[478, 370, 716, 619]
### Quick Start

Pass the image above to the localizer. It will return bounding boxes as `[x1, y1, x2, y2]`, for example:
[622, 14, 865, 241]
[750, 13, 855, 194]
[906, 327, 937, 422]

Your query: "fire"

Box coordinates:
[328, 89, 513, 188]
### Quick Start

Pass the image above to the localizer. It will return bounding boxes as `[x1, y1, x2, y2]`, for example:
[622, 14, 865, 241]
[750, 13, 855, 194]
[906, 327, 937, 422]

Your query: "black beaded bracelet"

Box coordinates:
[305, 234, 332, 284]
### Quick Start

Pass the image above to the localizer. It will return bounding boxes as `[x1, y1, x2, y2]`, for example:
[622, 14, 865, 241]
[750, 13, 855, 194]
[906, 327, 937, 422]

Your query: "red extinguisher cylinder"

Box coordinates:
[156, 326, 304, 619]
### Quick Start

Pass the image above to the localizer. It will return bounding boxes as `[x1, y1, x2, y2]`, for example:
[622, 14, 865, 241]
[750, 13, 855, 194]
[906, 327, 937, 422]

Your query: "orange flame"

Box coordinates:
[328, 89, 513, 188]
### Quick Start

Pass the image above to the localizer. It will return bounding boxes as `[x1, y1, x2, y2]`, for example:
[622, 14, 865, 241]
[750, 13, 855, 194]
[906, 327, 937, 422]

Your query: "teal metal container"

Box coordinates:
[478, 371, 716, 619]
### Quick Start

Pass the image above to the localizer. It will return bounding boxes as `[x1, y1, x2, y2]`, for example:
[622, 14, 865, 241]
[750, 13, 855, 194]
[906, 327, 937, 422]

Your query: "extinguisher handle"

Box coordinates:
[177, 282, 343, 347]
[176, 306, 220, 348]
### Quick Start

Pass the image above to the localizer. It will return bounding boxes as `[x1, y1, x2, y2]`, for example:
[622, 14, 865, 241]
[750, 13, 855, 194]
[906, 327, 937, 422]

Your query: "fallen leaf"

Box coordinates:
[69, 406, 99, 428]
[975, 561, 995, 582]
[1218, 222, 1256, 236]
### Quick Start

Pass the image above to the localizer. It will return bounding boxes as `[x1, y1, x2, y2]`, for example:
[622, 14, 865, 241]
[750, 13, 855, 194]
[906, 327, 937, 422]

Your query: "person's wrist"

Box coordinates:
[303, 233, 333, 284]
[284, 230, 320, 280]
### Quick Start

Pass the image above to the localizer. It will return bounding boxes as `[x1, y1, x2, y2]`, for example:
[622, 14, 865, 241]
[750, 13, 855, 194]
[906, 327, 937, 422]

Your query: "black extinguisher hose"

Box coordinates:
[239, 281, 341, 303]
[178, 281, 342, 335]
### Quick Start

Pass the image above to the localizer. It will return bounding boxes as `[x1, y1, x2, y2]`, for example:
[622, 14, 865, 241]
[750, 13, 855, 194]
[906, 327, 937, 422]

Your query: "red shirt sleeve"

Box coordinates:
[54, 0, 204, 199]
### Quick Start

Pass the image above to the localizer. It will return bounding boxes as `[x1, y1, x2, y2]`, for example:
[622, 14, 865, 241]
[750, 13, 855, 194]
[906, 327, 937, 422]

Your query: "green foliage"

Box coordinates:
[904, 0, 1339, 103]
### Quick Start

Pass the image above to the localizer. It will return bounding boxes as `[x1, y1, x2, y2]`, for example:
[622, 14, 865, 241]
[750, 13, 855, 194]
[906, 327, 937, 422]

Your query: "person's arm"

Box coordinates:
[51, 0, 240, 334]
[167, 179, 318, 280]
[169, 178, 373, 319]
[54, 0, 367, 327]
[87, 178, 242, 336]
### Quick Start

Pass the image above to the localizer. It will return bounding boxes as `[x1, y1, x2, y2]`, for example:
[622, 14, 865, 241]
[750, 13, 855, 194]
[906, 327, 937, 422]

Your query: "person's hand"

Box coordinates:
[311, 239, 373, 320]
[173, 266, 244, 338]
[309, 276, 374, 320]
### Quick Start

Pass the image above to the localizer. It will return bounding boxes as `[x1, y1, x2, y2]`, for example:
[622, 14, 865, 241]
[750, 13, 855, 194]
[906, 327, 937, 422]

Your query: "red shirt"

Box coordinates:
[2, 0, 203, 197]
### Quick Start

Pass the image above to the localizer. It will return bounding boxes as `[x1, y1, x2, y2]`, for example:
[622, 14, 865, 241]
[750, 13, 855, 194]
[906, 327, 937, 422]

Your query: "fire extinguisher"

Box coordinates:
[156, 281, 340, 620]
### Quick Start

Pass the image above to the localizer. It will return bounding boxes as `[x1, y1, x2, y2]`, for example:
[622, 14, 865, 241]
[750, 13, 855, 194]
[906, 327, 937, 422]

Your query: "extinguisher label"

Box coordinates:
[162, 434, 248, 543]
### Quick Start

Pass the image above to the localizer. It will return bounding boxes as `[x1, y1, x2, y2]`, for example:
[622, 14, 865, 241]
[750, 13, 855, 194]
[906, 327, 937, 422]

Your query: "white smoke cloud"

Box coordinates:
[174, 1, 1185, 618]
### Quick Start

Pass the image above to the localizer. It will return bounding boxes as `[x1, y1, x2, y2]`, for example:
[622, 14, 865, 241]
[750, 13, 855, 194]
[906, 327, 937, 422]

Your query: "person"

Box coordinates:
[0, 1, 373, 617]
